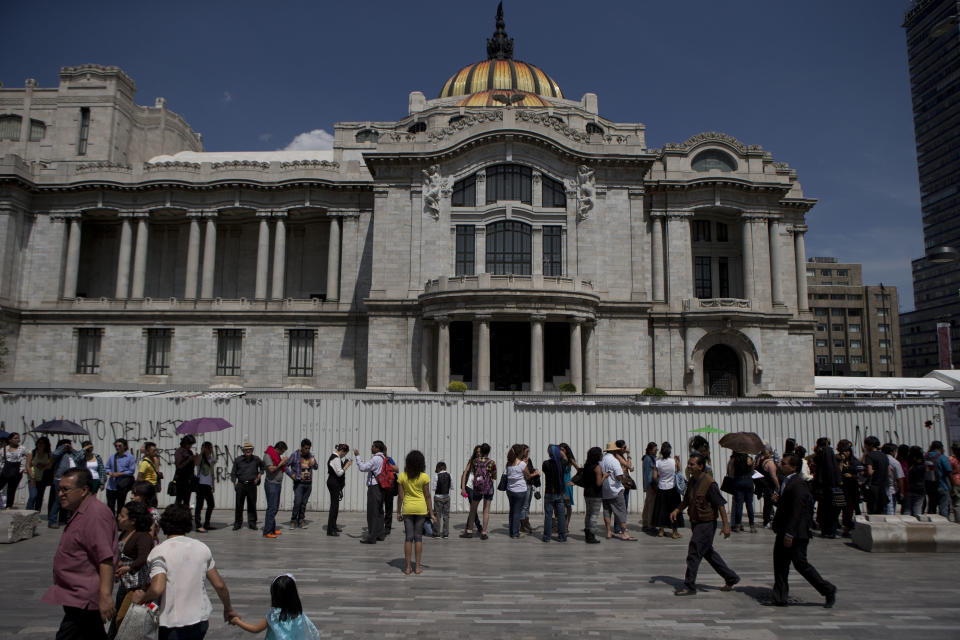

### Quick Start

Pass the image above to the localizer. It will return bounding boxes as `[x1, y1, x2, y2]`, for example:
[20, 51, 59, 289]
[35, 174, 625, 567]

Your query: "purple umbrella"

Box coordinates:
[176, 417, 233, 435]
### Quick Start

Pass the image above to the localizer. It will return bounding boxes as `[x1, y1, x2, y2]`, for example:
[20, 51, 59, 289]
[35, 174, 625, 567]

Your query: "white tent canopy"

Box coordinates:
[815, 375, 953, 396]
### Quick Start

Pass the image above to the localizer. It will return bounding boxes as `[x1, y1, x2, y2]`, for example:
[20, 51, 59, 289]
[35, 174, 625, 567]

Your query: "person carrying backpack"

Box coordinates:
[460, 443, 496, 540]
[354, 440, 392, 544]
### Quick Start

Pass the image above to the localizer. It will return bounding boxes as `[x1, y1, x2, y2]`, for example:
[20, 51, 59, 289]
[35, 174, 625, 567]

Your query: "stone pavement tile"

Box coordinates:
[1, 509, 959, 639]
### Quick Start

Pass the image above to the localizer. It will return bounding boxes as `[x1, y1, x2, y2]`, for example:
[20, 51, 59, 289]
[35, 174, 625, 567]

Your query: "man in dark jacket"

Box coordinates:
[670, 453, 738, 596]
[770, 452, 837, 608]
[813, 437, 841, 538]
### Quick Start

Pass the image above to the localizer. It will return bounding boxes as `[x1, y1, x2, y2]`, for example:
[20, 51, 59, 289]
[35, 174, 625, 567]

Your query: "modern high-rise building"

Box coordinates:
[807, 257, 902, 377]
[900, 0, 960, 375]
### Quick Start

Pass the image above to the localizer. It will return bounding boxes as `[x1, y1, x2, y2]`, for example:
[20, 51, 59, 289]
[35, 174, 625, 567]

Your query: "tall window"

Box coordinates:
[693, 220, 711, 242]
[77, 107, 90, 155]
[75, 328, 102, 374]
[29, 119, 46, 141]
[695, 256, 712, 298]
[0, 115, 22, 141]
[541, 174, 566, 208]
[486, 165, 532, 204]
[145, 329, 172, 375]
[216, 329, 243, 376]
[455, 225, 475, 276]
[288, 329, 315, 377]
[486, 221, 531, 275]
[543, 226, 562, 275]
[451, 174, 476, 207]
[716, 222, 729, 242]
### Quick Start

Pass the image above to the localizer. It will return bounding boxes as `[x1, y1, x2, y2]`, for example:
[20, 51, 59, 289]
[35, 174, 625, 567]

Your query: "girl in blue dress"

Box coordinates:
[230, 574, 320, 640]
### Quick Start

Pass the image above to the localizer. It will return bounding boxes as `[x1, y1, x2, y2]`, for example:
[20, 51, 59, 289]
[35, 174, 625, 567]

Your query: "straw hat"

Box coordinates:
[604, 441, 621, 452]
[242, 441, 255, 450]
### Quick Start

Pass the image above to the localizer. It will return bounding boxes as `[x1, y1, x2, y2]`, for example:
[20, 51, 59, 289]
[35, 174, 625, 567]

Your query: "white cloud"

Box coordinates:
[222, 91, 232, 103]
[258, 133, 273, 142]
[283, 128, 334, 151]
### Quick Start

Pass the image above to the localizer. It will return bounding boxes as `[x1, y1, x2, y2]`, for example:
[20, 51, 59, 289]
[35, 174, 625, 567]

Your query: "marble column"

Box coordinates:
[583, 322, 597, 393]
[437, 317, 450, 391]
[651, 214, 665, 301]
[794, 224, 808, 312]
[569, 318, 583, 392]
[115, 214, 133, 299]
[271, 213, 287, 300]
[200, 213, 217, 298]
[476, 315, 491, 392]
[532, 227, 543, 276]
[420, 320, 433, 391]
[769, 218, 784, 305]
[326, 216, 340, 302]
[255, 212, 271, 299]
[62, 215, 82, 299]
[530, 315, 545, 392]
[184, 213, 201, 300]
[130, 213, 149, 298]
[741, 216, 755, 302]
[475, 226, 486, 274]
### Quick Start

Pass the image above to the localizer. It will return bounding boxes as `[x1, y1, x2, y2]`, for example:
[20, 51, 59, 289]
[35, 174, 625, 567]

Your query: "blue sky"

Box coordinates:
[2, 0, 922, 308]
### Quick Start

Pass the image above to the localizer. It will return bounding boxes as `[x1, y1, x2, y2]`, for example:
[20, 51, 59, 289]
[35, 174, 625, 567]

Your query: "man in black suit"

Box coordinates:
[770, 452, 837, 608]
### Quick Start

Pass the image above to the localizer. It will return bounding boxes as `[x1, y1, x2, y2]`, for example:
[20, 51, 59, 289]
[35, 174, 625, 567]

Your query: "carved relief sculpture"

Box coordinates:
[422, 164, 446, 220]
[576, 165, 595, 221]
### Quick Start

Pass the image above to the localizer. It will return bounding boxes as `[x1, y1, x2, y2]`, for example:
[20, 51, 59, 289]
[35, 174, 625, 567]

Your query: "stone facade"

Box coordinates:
[0, 17, 817, 395]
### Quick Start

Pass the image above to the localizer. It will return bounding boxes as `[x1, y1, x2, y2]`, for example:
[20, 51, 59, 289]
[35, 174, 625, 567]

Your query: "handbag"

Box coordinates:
[166, 480, 177, 497]
[831, 487, 846, 508]
[621, 471, 636, 491]
[720, 476, 737, 494]
[675, 471, 687, 496]
[497, 473, 508, 492]
[570, 470, 584, 488]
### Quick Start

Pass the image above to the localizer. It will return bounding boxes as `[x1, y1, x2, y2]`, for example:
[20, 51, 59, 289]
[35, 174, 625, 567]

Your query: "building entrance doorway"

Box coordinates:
[490, 322, 530, 390]
[704, 344, 741, 396]
[449, 321, 473, 386]
[544, 322, 570, 388]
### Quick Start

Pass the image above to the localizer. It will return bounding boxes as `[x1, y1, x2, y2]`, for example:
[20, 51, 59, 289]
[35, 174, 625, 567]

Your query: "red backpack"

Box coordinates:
[375, 453, 396, 490]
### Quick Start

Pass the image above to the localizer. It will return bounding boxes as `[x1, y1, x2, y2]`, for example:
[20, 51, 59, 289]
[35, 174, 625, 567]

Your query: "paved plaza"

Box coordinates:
[2, 508, 958, 639]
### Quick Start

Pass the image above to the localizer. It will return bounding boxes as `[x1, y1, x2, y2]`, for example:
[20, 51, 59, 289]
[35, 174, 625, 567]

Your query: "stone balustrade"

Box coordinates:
[424, 273, 594, 294]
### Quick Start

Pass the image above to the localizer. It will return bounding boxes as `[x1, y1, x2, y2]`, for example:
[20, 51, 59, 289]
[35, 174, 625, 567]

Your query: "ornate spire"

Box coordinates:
[486, 2, 514, 60]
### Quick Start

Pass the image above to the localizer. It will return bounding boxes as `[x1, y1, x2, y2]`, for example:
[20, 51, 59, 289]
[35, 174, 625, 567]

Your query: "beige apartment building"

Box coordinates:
[807, 257, 901, 377]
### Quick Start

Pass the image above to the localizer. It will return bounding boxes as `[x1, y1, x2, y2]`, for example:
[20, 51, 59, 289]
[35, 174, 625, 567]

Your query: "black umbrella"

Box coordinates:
[34, 419, 88, 436]
[719, 431, 764, 455]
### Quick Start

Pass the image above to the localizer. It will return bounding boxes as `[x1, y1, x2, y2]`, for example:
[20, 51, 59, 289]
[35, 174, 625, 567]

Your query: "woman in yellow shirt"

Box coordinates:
[396, 450, 436, 575]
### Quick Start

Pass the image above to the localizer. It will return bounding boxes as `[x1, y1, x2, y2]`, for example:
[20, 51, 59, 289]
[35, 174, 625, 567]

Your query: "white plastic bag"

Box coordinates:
[114, 602, 159, 640]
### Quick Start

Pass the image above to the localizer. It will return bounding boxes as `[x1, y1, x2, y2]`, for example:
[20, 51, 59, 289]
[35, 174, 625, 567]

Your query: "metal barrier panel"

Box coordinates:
[0, 392, 947, 514]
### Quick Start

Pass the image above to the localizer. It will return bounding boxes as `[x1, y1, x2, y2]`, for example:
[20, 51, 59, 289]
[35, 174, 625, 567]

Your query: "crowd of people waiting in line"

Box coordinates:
[11, 426, 960, 639]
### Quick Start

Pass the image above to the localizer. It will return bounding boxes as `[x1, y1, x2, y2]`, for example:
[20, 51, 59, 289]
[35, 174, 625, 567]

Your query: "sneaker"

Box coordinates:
[459, 531, 473, 538]
[674, 587, 697, 596]
[263, 533, 277, 539]
[47, 523, 59, 529]
[441, 534, 449, 539]
[720, 578, 740, 592]
[232, 524, 242, 531]
[273, 530, 282, 535]
[298, 522, 308, 530]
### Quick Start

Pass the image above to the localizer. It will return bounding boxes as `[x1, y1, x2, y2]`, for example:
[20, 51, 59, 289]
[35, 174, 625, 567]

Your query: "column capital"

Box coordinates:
[741, 213, 769, 222]
[130, 212, 151, 220]
[50, 212, 82, 222]
[202, 211, 218, 219]
[327, 208, 362, 218]
[272, 210, 288, 219]
[649, 210, 666, 218]
[568, 316, 585, 325]
[791, 224, 808, 233]
[186, 211, 205, 220]
[436, 315, 450, 326]
[256, 210, 273, 219]
[664, 211, 693, 220]
[474, 313, 492, 322]
[530, 314, 547, 323]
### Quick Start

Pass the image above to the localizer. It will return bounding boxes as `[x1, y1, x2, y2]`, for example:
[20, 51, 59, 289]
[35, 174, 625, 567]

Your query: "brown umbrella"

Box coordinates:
[719, 432, 764, 455]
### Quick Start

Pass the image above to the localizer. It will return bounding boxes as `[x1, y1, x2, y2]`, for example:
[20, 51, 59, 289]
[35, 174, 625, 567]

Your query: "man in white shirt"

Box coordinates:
[601, 441, 633, 540]
[354, 440, 387, 544]
[882, 443, 905, 515]
[132, 504, 235, 637]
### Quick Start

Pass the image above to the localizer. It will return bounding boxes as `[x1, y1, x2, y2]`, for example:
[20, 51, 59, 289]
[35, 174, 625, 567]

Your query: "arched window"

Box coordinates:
[355, 128, 379, 143]
[0, 115, 22, 141]
[486, 220, 531, 275]
[451, 174, 476, 207]
[486, 164, 531, 204]
[691, 149, 737, 172]
[586, 122, 604, 135]
[541, 174, 566, 208]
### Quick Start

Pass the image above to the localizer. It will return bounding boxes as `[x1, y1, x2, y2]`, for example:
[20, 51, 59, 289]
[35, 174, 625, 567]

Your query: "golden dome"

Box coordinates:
[439, 3, 562, 101]
[440, 60, 562, 100]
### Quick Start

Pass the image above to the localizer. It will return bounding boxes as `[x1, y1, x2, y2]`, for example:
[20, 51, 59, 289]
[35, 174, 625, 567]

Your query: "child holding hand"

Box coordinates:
[229, 574, 320, 639]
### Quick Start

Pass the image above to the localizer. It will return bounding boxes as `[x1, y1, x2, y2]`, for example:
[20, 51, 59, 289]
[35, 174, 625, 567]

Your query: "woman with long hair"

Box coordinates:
[26, 436, 52, 511]
[541, 444, 568, 542]
[459, 445, 483, 534]
[612, 440, 633, 532]
[518, 443, 540, 534]
[194, 441, 216, 532]
[0, 432, 27, 508]
[79, 440, 105, 494]
[109, 501, 154, 637]
[726, 452, 756, 532]
[837, 439, 861, 536]
[755, 445, 780, 528]
[560, 443, 579, 531]
[641, 441, 659, 533]
[651, 441, 683, 538]
[904, 446, 927, 516]
[505, 444, 528, 538]
[396, 449, 436, 574]
[580, 446, 605, 543]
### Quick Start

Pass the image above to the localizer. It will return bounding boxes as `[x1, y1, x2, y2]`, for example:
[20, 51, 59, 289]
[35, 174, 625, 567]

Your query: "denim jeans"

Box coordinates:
[507, 490, 525, 536]
[731, 477, 755, 527]
[262, 481, 282, 535]
[27, 483, 48, 511]
[520, 484, 534, 520]
[584, 497, 602, 535]
[291, 481, 312, 524]
[48, 480, 68, 525]
[904, 492, 924, 516]
[542, 493, 566, 541]
[938, 487, 951, 518]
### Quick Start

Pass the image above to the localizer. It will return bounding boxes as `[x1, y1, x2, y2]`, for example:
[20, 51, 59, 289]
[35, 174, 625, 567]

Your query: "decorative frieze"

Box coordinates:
[427, 110, 503, 143]
[662, 131, 764, 155]
[211, 160, 270, 170]
[516, 110, 590, 143]
[144, 161, 200, 172]
[76, 162, 132, 174]
[280, 160, 340, 171]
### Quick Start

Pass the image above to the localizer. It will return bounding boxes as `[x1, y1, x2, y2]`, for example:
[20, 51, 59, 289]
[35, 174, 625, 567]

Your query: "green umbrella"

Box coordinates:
[690, 425, 727, 434]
